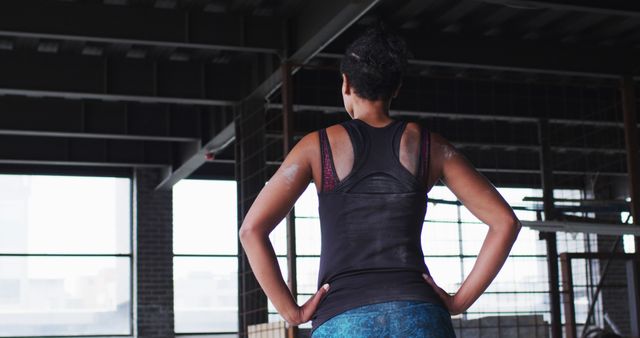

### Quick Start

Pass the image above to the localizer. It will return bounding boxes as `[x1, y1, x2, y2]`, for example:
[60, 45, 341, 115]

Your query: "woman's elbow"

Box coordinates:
[238, 223, 268, 245]
[504, 216, 522, 238]
[238, 224, 257, 244]
[493, 215, 522, 238]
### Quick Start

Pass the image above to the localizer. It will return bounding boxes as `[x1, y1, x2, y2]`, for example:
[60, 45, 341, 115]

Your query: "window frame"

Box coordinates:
[0, 174, 134, 338]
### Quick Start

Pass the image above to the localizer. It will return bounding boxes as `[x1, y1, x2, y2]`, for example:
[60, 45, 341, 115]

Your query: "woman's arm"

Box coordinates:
[423, 132, 522, 315]
[238, 132, 329, 325]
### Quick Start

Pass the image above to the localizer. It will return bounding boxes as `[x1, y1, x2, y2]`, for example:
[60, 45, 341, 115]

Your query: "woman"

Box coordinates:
[239, 24, 521, 337]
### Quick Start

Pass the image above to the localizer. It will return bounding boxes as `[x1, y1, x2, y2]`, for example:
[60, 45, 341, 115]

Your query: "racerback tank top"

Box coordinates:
[311, 118, 444, 333]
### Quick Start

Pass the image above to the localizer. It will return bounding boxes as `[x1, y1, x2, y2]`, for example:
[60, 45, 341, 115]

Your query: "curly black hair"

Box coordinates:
[340, 23, 409, 101]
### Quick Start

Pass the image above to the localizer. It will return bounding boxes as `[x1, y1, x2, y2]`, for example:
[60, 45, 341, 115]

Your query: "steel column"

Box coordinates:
[538, 118, 563, 338]
[627, 260, 640, 337]
[560, 253, 577, 338]
[620, 74, 640, 335]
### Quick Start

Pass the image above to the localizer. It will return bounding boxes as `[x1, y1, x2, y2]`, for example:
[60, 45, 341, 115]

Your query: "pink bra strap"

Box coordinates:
[319, 129, 337, 192]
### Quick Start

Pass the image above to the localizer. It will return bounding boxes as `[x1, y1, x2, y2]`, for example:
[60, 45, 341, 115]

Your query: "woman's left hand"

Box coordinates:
[422, 273, 465, 315]
[286, 283, 330, 325]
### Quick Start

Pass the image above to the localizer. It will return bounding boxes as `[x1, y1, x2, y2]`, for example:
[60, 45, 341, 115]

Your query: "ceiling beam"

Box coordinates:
[522, 220, 640, 235]
[0, 88, 235, 106]
[391, 0, 446, 23]
[0, 135, 172, 168]
[0, 163, 133, 177]
[266, 103, 640, 128]
[0, 51, 241, 106]
[471, 0, 640, 18]
[265, 131, 629, 155]
[156, 121, 235, 190]
[0, 96, 208, 142]
[243, 0, 381, 103]
[204, 158, 628, 178]
[320, 30, 639, 78]
[155, 0, 381, 190]
[0, 88, 236, 106]
[0, 129, 197, 142]
[0, 0, 282, 54]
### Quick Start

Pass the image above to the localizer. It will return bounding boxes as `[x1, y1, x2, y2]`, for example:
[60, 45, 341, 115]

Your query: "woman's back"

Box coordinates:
[310, 119, 436, 193]
[310, 118, 444, 333]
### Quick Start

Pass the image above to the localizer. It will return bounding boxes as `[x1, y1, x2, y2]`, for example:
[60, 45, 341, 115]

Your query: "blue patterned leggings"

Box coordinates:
[311, 300, 456, 338]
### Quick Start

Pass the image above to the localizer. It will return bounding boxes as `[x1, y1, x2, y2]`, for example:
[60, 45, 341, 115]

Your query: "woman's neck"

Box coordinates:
[351, 99, 393, 127]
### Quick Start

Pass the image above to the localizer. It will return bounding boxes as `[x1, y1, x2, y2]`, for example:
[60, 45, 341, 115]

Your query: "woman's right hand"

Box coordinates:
[286, 283, 331, 326]
[422, 274, 466, 315]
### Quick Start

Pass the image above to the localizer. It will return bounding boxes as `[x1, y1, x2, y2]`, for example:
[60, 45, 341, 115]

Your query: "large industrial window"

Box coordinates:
[0, 174, 131, 337]
[268, 184, 553, 335]
[278, 186, 625, 336]
[173, 179, 238, 336]
[269, 185, 549, 336]
[180, 178, 619, 336]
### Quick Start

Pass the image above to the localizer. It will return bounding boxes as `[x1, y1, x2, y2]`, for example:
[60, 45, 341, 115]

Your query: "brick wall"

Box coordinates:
[134, 168, 175, 338]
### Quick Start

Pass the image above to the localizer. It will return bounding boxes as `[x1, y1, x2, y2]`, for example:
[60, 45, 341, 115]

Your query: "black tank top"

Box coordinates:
[310, 118, 444, 333]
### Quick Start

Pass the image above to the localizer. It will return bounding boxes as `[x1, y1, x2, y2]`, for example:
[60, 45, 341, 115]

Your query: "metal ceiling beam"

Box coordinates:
[0, 88, 235, 106]
[155, 121, 235, 190]
[0, 30, 279, 55]
[244, 0, 381, 104]
[472, 0, 640, 18]
[0, 129, 197, 142]
[264, 132, 629, 155]
[268, 102, 537, 123]
[390, 0, 444, 23]
[0, 96, 207, 142]
[0, 51, 241, 106]
[0, 158, 165, 168]
[318, 31, 638, 77]
[0, 135, 172, 168]
[522, 220, 640, 236]
[0, 163, 133, 177]
[476, 167, 627, 177]
[205, 158, 628, 178]
[266, 103, 640, 128]
[435, 0, 484, 27]
[155, 0, 381, 190]
[0, 0, 282, 54]
[439, 142, 630, 155]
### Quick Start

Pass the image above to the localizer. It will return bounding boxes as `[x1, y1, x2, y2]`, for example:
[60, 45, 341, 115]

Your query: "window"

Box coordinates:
[0, 174, 131, 336]
[272, 184, 554, 335]
[180, 178, 578, 337]
[173, 179, 238, 334]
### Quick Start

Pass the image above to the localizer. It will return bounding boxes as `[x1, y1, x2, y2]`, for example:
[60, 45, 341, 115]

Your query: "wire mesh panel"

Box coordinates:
[237, 103, 270, 338]
[548, 82, 636, 337]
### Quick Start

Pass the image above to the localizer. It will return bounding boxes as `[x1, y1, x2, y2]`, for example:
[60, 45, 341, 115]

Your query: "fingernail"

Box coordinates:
[422, 273, 431, 280]
[322, 283, 330, 291]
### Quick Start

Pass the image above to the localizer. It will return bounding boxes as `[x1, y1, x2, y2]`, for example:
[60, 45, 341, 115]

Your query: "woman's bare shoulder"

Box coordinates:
[294, 130, 320, 155]
[324, 122, 350, 138]
[404, 121, 422, 141]
[430, 132, 457, 158]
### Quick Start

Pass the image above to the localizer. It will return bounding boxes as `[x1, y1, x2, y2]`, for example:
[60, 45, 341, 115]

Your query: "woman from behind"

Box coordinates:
[239, 24, 521, 337]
